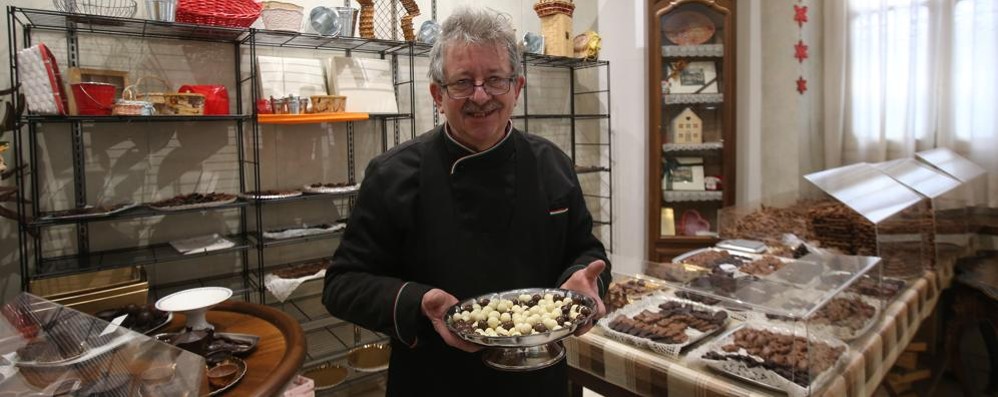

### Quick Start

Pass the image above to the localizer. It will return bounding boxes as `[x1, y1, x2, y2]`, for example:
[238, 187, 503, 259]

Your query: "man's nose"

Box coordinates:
[467, 85, 492, 104]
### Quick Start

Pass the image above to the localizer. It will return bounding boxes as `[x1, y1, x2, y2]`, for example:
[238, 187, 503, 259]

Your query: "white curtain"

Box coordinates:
[824, 0, 998, 207]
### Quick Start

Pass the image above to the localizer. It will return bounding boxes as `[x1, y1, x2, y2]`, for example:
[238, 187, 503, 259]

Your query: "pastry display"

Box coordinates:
[739, 255, 785, 276]
[604, 300, 727, 346]
[263, 222, 346, 240]
[237, 189, 302, 200]
[700, 326, 847, 390]
[42, 202, 137, 220]
[93, 303, 171, 334]
[449, 292, 590, 337]
[302, 182, 360, 194]
[149, 192, 237, 211]
[604, 276, 664, 312]
[766, 295, 878, 341]
[271, 258, 331, 279]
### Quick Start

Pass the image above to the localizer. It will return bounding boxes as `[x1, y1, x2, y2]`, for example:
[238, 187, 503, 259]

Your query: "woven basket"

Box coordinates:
[175, 0, 261, 28]
[111, 86, 153, 116]
[261, 1, 303, 31]
[131, 76, 171, 114]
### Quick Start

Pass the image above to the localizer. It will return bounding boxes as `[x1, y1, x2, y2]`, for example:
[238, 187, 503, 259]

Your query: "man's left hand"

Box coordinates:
[559, 259, 607, 336]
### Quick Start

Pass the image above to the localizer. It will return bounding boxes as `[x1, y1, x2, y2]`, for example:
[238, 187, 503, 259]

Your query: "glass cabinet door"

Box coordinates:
[648, 0, 736, 262]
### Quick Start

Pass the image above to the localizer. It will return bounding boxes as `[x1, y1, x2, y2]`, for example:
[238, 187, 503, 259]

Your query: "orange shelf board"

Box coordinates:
[257, 113, 369, 124]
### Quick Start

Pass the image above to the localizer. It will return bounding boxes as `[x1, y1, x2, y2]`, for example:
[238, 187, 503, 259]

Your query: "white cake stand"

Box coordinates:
[155, 287, 233, 330]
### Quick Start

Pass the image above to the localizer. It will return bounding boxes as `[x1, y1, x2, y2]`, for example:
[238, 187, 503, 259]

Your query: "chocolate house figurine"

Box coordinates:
[534, 0, 575, 57]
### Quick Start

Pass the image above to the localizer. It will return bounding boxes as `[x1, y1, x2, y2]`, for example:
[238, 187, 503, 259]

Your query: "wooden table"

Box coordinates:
[164, 300, 306, 397]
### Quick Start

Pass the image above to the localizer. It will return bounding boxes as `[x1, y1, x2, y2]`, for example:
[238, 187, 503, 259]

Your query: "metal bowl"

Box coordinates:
[309, 6, 341, 36]
[446, 288, 597, 348]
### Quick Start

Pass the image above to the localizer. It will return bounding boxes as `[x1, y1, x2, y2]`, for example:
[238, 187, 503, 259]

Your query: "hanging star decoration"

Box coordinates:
[796, 76, 808, 94]
[794, 40, 809, 63]
[794, 5, 808, 27]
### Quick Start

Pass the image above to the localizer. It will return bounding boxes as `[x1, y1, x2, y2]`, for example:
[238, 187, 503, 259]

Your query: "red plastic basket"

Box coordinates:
[175, 0, 261, 28]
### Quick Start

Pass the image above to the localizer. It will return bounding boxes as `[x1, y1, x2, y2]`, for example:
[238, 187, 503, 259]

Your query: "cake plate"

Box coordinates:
[155, 287, 233, 330]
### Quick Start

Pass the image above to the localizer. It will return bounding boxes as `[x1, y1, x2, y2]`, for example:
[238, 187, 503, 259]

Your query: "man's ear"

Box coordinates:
[430, 83, 444, 111]
[512, 75, 526, 100]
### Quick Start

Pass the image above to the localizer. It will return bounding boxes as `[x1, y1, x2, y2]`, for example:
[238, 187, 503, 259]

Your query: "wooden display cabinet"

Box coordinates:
[647, 0, 736, 262]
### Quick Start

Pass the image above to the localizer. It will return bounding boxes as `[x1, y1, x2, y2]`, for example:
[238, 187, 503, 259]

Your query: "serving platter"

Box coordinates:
[446, 288, 597, 371]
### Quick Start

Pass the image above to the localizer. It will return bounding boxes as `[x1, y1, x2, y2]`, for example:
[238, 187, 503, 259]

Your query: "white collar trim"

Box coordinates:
[447, 121, 513, 175]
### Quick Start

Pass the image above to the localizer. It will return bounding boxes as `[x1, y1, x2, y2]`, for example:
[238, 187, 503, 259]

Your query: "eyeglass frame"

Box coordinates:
[438, 75, 519, 99]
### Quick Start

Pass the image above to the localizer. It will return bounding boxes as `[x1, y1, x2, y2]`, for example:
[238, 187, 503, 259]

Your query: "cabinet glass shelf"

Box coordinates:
[250, 229, 345, 248]
[36, 234, 252, 280]
[663, 142, 724, 152]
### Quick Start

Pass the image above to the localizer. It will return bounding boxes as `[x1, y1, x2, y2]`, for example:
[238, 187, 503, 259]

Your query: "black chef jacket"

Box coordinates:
[322, 124, 611, 397]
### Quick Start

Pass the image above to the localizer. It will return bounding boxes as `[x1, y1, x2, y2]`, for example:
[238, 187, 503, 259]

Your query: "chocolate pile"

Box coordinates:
[807, 201, 877, 256]
[243, 189, 299, 197]
[450, 293, 591, 337]
[675, 290, 721, 305]
[682, 250, 749, 269]
[850, 277, 905, 299]
[309, 182, 353, 188]
[607, 301, 726, 344]
[721, 204, 814, 245]
[767, 296, 876, 332]
[704, 328, 845, 387]
[272, 259, 331, 279]
[150, 193, 235, 208]
[739, 255, 785, 276]
[604, 278, 662, 312]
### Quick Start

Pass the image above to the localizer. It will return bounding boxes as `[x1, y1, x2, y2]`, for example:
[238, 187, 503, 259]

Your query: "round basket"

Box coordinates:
[52, 0, 138, 18]
[175, 0, 261, 28]
[261, 1, 303, 32]
[131, 76, 172, 114]
[112, 85, 154, 116]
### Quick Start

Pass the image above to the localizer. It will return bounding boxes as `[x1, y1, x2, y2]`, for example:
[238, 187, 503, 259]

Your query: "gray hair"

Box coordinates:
[428, 7, 523, 83]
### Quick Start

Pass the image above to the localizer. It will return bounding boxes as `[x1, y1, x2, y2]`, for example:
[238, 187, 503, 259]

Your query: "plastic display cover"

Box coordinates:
[803, 163, 924, 225]
[0, 293, 205, 396]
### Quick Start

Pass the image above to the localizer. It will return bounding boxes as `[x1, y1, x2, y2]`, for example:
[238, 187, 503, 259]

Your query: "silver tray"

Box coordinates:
[597, 295, 729, 358]
[40, 202, 138, 220]
[149, 196, 237, 212]
[696, 322, 850, 396]
[446, 288, 597, 348]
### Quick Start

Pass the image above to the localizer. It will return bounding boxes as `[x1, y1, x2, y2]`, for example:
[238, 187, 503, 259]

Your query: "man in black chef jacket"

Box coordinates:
[322, 6, 611, 396]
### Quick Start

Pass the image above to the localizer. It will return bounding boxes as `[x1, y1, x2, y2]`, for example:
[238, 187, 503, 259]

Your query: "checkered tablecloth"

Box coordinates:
[566, 266, 953, 397]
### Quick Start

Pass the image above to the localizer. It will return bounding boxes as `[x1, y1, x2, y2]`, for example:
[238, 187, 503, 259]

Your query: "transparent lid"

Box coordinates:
[804, 163, 923, 224]
[915, 147, 986, 183]
[641, 250, 883, 319]
[874, 158, 962, 199]
[0, 293, 205, 396]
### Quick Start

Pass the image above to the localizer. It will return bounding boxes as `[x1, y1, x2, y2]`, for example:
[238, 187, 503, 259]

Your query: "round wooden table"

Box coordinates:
[163, 300, 306, 397]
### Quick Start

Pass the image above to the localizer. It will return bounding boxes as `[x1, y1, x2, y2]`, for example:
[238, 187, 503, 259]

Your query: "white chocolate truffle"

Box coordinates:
[475, 329, 487, 335]
[518, 294, 532, 303]
[499, 312, 512, 322]
[488, 310, 500, 319]
[497, 327, 510, 336]
[542, 318, 559, 330]
[473, 303, 481, 311]
[517, 323, 533, 334]
[487, 317, 501, 328]
[544, 293, 554, 301]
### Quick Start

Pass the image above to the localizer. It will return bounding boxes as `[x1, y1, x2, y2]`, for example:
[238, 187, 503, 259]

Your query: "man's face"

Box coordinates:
[430, 43, 525, 151]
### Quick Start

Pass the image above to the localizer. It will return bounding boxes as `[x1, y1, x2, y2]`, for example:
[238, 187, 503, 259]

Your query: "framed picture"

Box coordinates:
[665, 61, 718, 94]
[669, 157, 705, 191]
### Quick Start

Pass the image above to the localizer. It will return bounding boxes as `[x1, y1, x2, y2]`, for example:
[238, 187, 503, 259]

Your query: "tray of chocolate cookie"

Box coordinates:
[237, 189, 302, 200]
[691, 321, 850, 397]
[598, 296, 729, 358]
[148, 192, 237, 211]
[762, 291, 880, 342]
[302, 182, 360, 195]
[446, 288, 597, 371]
[604, 273, 668, 312]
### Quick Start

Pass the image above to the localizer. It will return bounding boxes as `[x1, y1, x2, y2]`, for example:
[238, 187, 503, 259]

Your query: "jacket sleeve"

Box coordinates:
[322, 159, 433, 348]
[553, 163, 613, 298]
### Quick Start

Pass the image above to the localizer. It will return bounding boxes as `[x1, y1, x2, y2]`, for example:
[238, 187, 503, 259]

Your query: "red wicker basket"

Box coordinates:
[175, 0, 261, 28]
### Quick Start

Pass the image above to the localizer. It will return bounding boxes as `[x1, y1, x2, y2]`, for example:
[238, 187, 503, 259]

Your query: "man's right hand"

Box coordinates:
[420, 288, 482, 353]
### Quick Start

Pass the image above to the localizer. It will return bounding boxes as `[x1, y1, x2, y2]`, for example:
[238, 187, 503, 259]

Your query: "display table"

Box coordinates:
[164, 300, 306, 397]
[566, 268, 952, 397]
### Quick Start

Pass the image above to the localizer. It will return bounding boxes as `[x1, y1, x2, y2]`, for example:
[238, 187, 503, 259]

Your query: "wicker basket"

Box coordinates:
[163, 93, 205, 115]
[261, 1, 303, 32]
[131, 76, 171, 114]
[175, 0, 261, 28]
[112, 85, 154, 115]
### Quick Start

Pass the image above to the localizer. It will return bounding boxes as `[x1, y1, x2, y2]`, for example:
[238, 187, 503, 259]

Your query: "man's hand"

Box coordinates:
[559, 260, 607, 336]
[421, 288, 482, 352]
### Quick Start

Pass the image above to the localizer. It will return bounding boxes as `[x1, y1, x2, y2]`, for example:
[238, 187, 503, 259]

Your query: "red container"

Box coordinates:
[71, 82, 116, 116]
[179, 85, 229, 115]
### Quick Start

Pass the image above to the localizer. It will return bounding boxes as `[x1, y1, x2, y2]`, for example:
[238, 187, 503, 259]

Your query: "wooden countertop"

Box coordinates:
[164, 300, 306, 397]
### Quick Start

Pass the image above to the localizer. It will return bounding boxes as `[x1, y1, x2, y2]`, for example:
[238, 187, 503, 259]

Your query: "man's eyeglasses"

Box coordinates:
[440, 76, 516, 99]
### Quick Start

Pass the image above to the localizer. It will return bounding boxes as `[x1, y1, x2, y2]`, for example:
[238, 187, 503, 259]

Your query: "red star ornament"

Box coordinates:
[794, 40, 809, 63]
[796, 76, 808, 94]
[794, 5, 808, 27]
